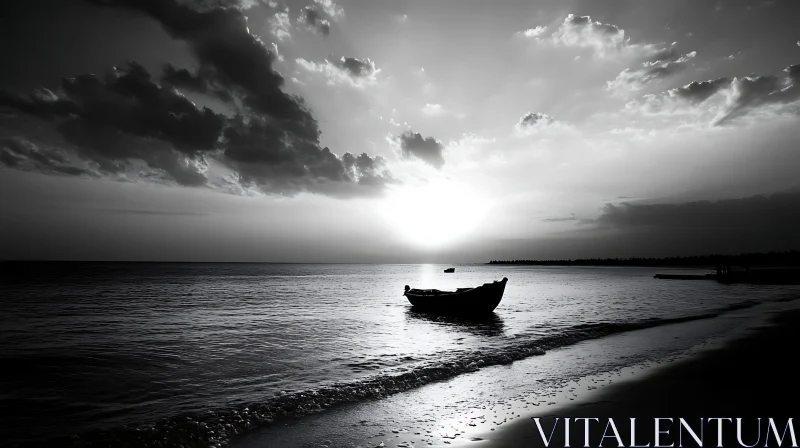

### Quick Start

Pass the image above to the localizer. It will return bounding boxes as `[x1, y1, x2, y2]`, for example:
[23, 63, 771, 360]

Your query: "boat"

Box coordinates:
[444, 267, 455, 273]
[403, 277, 508, 315]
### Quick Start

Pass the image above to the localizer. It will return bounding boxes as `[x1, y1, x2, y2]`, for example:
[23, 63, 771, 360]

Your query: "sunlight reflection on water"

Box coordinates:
[1, 262, 797, 443]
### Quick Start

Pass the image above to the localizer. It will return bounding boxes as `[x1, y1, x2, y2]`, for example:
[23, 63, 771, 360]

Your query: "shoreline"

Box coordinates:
[230, 299, 799, 448]
[477, 306, 800, 448]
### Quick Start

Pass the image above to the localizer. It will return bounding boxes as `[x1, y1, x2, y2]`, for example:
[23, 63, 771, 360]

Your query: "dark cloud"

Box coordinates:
[1, 0, 393, 197]
[517, 112, 554, 128]
[671, 78, 731, 103]
[0, 62, 220, 185]
[582, 193, 800, 253]
[91, 0, 317, 139]
[397, 130, 445, 169]
[161, 64, 234, 103]
[299, 5, 330, 36]
[787, 63, 800, 82]
[465, 193, 800, 259]
[0, 63, 225, 153]
[637, 63, 800, 124]
[715, 65, 800, 124]
[515, 112, 565, 135]
[327, 56, 378, 78]
[0, 136, 96, 176]
[609, 50, 697, 91]
[217, 115, 394, 196]
[342, 153, 396, 189]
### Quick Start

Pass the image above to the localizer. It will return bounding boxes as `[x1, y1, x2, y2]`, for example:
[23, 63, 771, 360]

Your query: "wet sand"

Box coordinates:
[478, 307, 800, 448]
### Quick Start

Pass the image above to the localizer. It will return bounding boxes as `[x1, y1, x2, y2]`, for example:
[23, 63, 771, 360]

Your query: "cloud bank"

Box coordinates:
[608, 49, 697, 92]
[0, 0, 392, 198]
[628, 63, 800, 124]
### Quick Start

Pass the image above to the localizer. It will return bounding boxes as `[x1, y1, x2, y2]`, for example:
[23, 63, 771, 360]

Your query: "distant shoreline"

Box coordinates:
[486, 263, 721, 269]
[486, 250, 800, 268]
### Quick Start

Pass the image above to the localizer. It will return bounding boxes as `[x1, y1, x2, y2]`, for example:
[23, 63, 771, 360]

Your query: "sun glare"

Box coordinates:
[378, 182, 489, 250]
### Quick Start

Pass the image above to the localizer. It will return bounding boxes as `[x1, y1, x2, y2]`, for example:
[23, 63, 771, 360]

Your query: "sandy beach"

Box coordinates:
[479, 307, 800, 448]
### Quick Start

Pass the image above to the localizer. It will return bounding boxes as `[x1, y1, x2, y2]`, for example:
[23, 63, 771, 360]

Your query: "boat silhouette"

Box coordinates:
[403, 277, 508, 315]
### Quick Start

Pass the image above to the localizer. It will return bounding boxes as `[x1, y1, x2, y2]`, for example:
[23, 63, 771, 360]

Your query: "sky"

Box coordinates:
[1, 0, 799, 262]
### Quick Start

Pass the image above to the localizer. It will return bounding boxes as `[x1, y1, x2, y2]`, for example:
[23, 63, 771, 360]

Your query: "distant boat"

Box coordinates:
[403, 277, 508, 315]
[444, 267, 455, 273]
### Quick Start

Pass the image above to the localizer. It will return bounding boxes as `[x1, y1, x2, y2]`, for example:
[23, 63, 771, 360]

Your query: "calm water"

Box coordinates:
[1, 262, 797, 446]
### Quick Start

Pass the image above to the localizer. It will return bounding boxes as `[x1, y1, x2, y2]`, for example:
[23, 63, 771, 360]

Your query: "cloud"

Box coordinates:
[523, 14, 667, 59]
[542, 214, 579, 222]
[518, 26, 547, 38]
[221, 116, 396, 196]
[341, 153, 396, 189]
[626, 63, 800, 124]
[514, 112, 569, 135]
[396, 130, 445, 169]
[0, 63, 224, 186]
[550, 14, 627, 56]
[161, 64, 235, 102]
[525, 15, 700, 92]
[298, 5, 331, 36]
[271, 42, 284, 62]
[330, 56, 379, 78]
[296, 55, 380, 87]
[418, 103, 463, 119]
[517, 112, 554, 127]
[1, 0, 394, 197]
[608, 50, 697, 92]
[268, 8, 292, 41]
[482, 193, 800, 259]
[585, 193, 800, 253]
[671, 78, 732, 104]
[313, 0, 343, 19]
[715, 66, 800, 124]
[421, 103, 444, 116]
[0, 137, 97, 177]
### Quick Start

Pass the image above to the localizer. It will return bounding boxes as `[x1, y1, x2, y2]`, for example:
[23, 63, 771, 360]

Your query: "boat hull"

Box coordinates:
[404, 278, 507, 315]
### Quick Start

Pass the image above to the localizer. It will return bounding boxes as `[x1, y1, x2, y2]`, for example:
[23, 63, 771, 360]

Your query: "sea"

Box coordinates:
[1, 262, 798, 447]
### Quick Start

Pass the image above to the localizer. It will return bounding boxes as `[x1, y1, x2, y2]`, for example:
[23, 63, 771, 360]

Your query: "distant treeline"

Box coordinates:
[486, 250, 800, 267]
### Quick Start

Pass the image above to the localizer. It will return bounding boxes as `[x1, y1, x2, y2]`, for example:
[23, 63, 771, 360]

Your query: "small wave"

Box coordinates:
[20, 299, 772, 448]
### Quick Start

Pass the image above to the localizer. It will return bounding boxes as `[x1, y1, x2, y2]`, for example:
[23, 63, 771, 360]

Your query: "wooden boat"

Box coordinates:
[444, 267, 455, 273]
[403, 277, 508, 315]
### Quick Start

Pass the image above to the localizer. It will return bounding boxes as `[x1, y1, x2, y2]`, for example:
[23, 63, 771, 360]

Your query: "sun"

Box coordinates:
[377, 181, 489, 250]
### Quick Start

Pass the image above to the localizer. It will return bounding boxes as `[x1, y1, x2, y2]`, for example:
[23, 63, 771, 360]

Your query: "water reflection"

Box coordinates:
[404, 308, 507, 337]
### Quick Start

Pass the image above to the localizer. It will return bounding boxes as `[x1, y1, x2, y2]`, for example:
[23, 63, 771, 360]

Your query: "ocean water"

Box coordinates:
[1, 262, 797, 447]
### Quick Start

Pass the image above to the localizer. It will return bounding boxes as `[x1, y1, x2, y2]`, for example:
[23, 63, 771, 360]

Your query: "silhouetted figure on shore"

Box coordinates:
[715, 256, 727, 276]
[714, 256, 735, 276]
